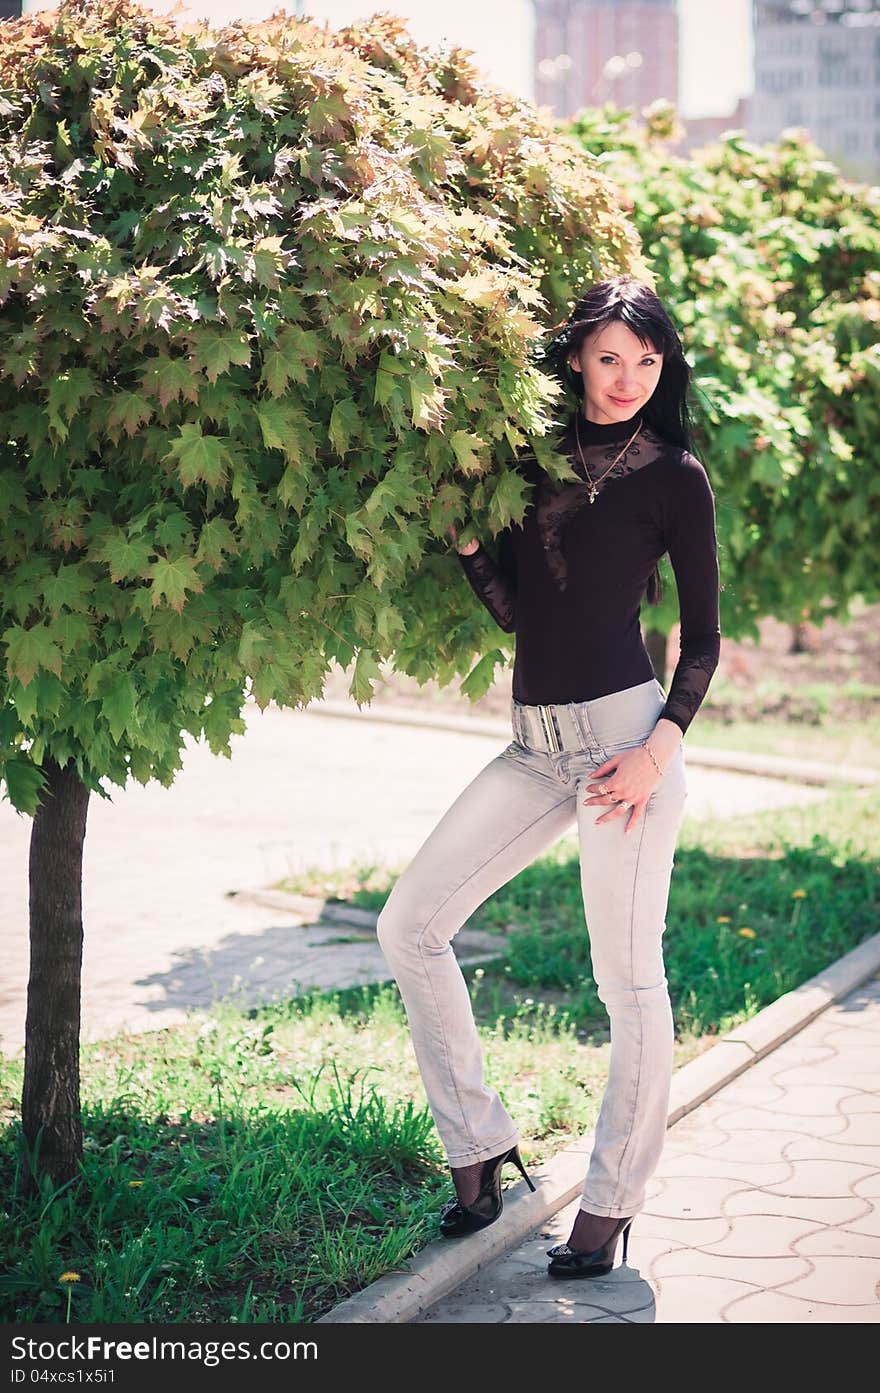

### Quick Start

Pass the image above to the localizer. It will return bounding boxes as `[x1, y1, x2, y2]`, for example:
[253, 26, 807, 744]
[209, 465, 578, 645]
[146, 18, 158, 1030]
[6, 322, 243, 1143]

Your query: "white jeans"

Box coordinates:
[377, 677, 688, 1219]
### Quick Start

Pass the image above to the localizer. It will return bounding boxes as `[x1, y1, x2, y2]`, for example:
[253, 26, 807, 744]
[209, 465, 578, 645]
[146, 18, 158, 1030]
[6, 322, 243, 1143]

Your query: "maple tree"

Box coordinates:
[0, 0, 644, 1182]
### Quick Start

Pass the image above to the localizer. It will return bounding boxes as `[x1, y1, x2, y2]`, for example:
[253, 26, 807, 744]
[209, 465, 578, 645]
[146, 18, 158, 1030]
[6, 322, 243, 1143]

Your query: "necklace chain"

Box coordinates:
[574, 411, 643, 504]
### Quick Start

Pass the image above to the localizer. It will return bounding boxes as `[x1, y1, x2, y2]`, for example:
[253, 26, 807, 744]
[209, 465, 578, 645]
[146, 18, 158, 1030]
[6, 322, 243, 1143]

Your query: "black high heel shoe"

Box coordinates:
[439, 1145, 536, 1238]
[546, 1215, 633, 1278]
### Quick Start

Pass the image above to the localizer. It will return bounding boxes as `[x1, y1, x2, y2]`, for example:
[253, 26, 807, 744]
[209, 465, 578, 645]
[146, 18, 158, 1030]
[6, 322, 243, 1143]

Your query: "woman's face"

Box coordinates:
[568, 321, 663, 426]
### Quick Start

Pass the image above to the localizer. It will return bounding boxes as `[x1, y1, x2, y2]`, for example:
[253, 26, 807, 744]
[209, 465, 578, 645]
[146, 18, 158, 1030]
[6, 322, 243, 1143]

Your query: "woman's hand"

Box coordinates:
[584, 724, 679, 830]
[446, 521, 480, 556]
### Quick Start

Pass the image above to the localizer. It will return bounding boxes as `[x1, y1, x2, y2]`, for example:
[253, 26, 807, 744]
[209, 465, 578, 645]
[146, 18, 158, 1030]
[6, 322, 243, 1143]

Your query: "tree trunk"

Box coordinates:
[643, 626, 668, 686]
[21, 757, 90, 1189]
[790, 620, 819, 654]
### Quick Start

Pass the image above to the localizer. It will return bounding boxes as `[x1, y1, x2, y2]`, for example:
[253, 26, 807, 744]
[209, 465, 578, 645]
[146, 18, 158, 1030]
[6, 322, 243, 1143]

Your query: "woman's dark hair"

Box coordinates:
[542, 275, 695, 606]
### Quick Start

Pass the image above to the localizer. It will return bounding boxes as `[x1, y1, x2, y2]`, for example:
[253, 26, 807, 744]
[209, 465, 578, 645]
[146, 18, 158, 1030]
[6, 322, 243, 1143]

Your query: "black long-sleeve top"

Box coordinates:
[457, 409, 721, 735]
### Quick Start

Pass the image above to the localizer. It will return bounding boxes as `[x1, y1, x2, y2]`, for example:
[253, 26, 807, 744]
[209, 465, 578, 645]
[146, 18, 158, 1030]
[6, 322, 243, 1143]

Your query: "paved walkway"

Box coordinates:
[418, 973, 880, 1324]
[0, 701, 834, 1057]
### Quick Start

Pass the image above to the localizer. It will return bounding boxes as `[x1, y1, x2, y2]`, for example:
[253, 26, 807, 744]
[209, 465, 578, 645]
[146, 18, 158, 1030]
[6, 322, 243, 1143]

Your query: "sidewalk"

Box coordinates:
[319, 939, 880, 1324]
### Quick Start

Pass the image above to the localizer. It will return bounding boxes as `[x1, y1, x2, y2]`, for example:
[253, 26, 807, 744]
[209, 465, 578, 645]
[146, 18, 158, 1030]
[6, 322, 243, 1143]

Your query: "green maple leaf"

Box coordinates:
[165, 424, 232, 490]
[42, 564, 93, 615]
[105, 391, 155, 437]
[460, 649, 505, 701]
[46, 367, 98, 439]
[95, 533, 155, 582]
[194, 330, 253, 383]
[451, 431, 488, 476]
[3, 624, 64, 686]
[146, 357, 199, 408]
[1, 756, 49, 815]
[147, 556, 205, 613]
[487, 468, 533, 533]
[195, 517, 239, 570]
[101, 673, 138, 743]
[329, 398, 361, 458]
[349, 647, 383, 707]
[255, 400, 299, 452]
[53, 612, 92, 652]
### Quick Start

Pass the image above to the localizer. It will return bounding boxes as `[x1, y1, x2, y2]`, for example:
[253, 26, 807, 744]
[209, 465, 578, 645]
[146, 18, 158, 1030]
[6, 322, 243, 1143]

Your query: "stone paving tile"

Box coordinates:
[723, 1191, 870, 1224]
[768, 1062, 861, 1090]
[766, 1051, 878, 1082]
[762, 1043, 838, 1067]
[623, 1213, 732, 1247]
[735, 1084, 865, 1116]
[839, 1094, 880, 1115]
[783, 1137, 880, 1166]
[655, 1154, 794, 1186]
[793, 1228, 880, 1258]
[665, 1129, 797, 1164]
[724, 1292, 880, 1323]
[691, 1213, 824, 1256]
[774, 1256, 880, 1305]
[829, 1113, 880, 1144]
[759, 1159, 878, 1197]
[651, 1276, 765, 1324]
[835, 1209, 880, 1238]
[852, 1172, 880, 1198]
[639, 1176, 752, 1220]
[820, 1025, 880, 1049]
[709, 1081, 785, 1107]
[649, 1247, 812, 1286]
[501, 1294, 655, 1323]
[699, 1105, 847, 1137]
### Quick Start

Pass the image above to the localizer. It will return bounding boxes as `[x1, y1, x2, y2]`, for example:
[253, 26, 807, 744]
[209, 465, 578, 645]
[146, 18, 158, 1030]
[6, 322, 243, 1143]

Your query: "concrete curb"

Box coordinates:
[301, 699, 878, 788]
[316, 928, 880, 1324]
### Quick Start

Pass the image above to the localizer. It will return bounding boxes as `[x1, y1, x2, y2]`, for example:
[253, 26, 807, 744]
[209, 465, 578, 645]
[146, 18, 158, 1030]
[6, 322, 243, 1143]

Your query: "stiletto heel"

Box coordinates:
[547, 1215, 634, 1278]
[510, 1146, 537, 1193]
[622, 1217, 632, 1265]
[439, 1145, 536, 1238]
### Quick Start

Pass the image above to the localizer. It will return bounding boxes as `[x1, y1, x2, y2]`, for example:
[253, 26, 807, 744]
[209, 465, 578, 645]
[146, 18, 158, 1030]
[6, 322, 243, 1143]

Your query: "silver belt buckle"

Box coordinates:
[538, 704, 560, 753]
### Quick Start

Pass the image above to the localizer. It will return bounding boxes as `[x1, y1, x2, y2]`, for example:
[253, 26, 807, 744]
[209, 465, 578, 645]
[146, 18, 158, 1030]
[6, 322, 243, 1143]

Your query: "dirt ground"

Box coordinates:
[319, 601, 880, 725]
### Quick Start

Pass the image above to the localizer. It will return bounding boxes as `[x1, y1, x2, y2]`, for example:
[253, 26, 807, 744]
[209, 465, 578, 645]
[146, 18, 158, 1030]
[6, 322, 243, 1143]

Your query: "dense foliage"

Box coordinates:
[0, 0, 644, 814]
[570, 101, 880, 641]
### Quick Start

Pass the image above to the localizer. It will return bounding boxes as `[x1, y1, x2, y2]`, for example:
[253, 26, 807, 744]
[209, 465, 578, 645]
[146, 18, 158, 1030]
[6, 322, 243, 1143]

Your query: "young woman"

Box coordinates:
[377, 276, 721, 1279]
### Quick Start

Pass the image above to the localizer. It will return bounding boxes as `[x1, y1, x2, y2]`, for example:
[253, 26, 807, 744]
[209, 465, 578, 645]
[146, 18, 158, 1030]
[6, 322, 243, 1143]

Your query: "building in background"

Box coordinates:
[674, 95, 751, 154]
[534, 0, 678, 119]
[748, 0, 880, 182]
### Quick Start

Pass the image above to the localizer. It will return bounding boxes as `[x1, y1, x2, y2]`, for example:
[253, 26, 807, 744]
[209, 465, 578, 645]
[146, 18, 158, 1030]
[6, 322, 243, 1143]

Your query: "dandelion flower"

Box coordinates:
[59, 1272, 81, 1284]
[792, 889, 807, 899]
[128, 1180, 144, 1187]
[717, 915, 731, 924]
[738, 927, 756, 939]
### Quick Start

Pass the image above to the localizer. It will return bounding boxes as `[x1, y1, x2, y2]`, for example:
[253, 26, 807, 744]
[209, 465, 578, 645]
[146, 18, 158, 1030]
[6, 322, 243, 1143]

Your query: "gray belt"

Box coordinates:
[511, 700, 598, 755]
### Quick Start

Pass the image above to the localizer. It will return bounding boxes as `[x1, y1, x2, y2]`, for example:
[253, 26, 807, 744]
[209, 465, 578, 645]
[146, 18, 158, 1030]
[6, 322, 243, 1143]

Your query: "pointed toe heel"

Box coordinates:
[439, 1145, 536, 1239]
[547, 1216, 634, 1278]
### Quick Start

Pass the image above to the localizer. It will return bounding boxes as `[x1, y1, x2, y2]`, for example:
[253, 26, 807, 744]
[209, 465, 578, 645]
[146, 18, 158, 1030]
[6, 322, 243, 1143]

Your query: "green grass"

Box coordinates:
[1, 781, 878, 1325]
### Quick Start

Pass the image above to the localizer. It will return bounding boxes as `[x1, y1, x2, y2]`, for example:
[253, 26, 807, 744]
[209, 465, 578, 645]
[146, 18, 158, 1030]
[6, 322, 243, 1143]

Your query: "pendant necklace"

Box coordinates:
[574, 410, 642, 504]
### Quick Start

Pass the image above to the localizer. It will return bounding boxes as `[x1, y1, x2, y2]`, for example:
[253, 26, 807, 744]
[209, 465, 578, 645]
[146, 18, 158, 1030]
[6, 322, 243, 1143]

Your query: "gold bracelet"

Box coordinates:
[641, 740, 664, 776]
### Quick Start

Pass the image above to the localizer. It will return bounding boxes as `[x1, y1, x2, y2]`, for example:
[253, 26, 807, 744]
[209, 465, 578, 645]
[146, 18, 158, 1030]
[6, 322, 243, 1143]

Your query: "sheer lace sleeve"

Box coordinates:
[456, 453, 542, 632]
[457, 528, 517, 632]
[659, 453, 721, 735]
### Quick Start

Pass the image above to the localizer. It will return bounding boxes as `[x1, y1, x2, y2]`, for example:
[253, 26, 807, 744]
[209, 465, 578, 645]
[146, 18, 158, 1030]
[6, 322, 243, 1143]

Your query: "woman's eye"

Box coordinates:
[600, 356, 656, 365]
